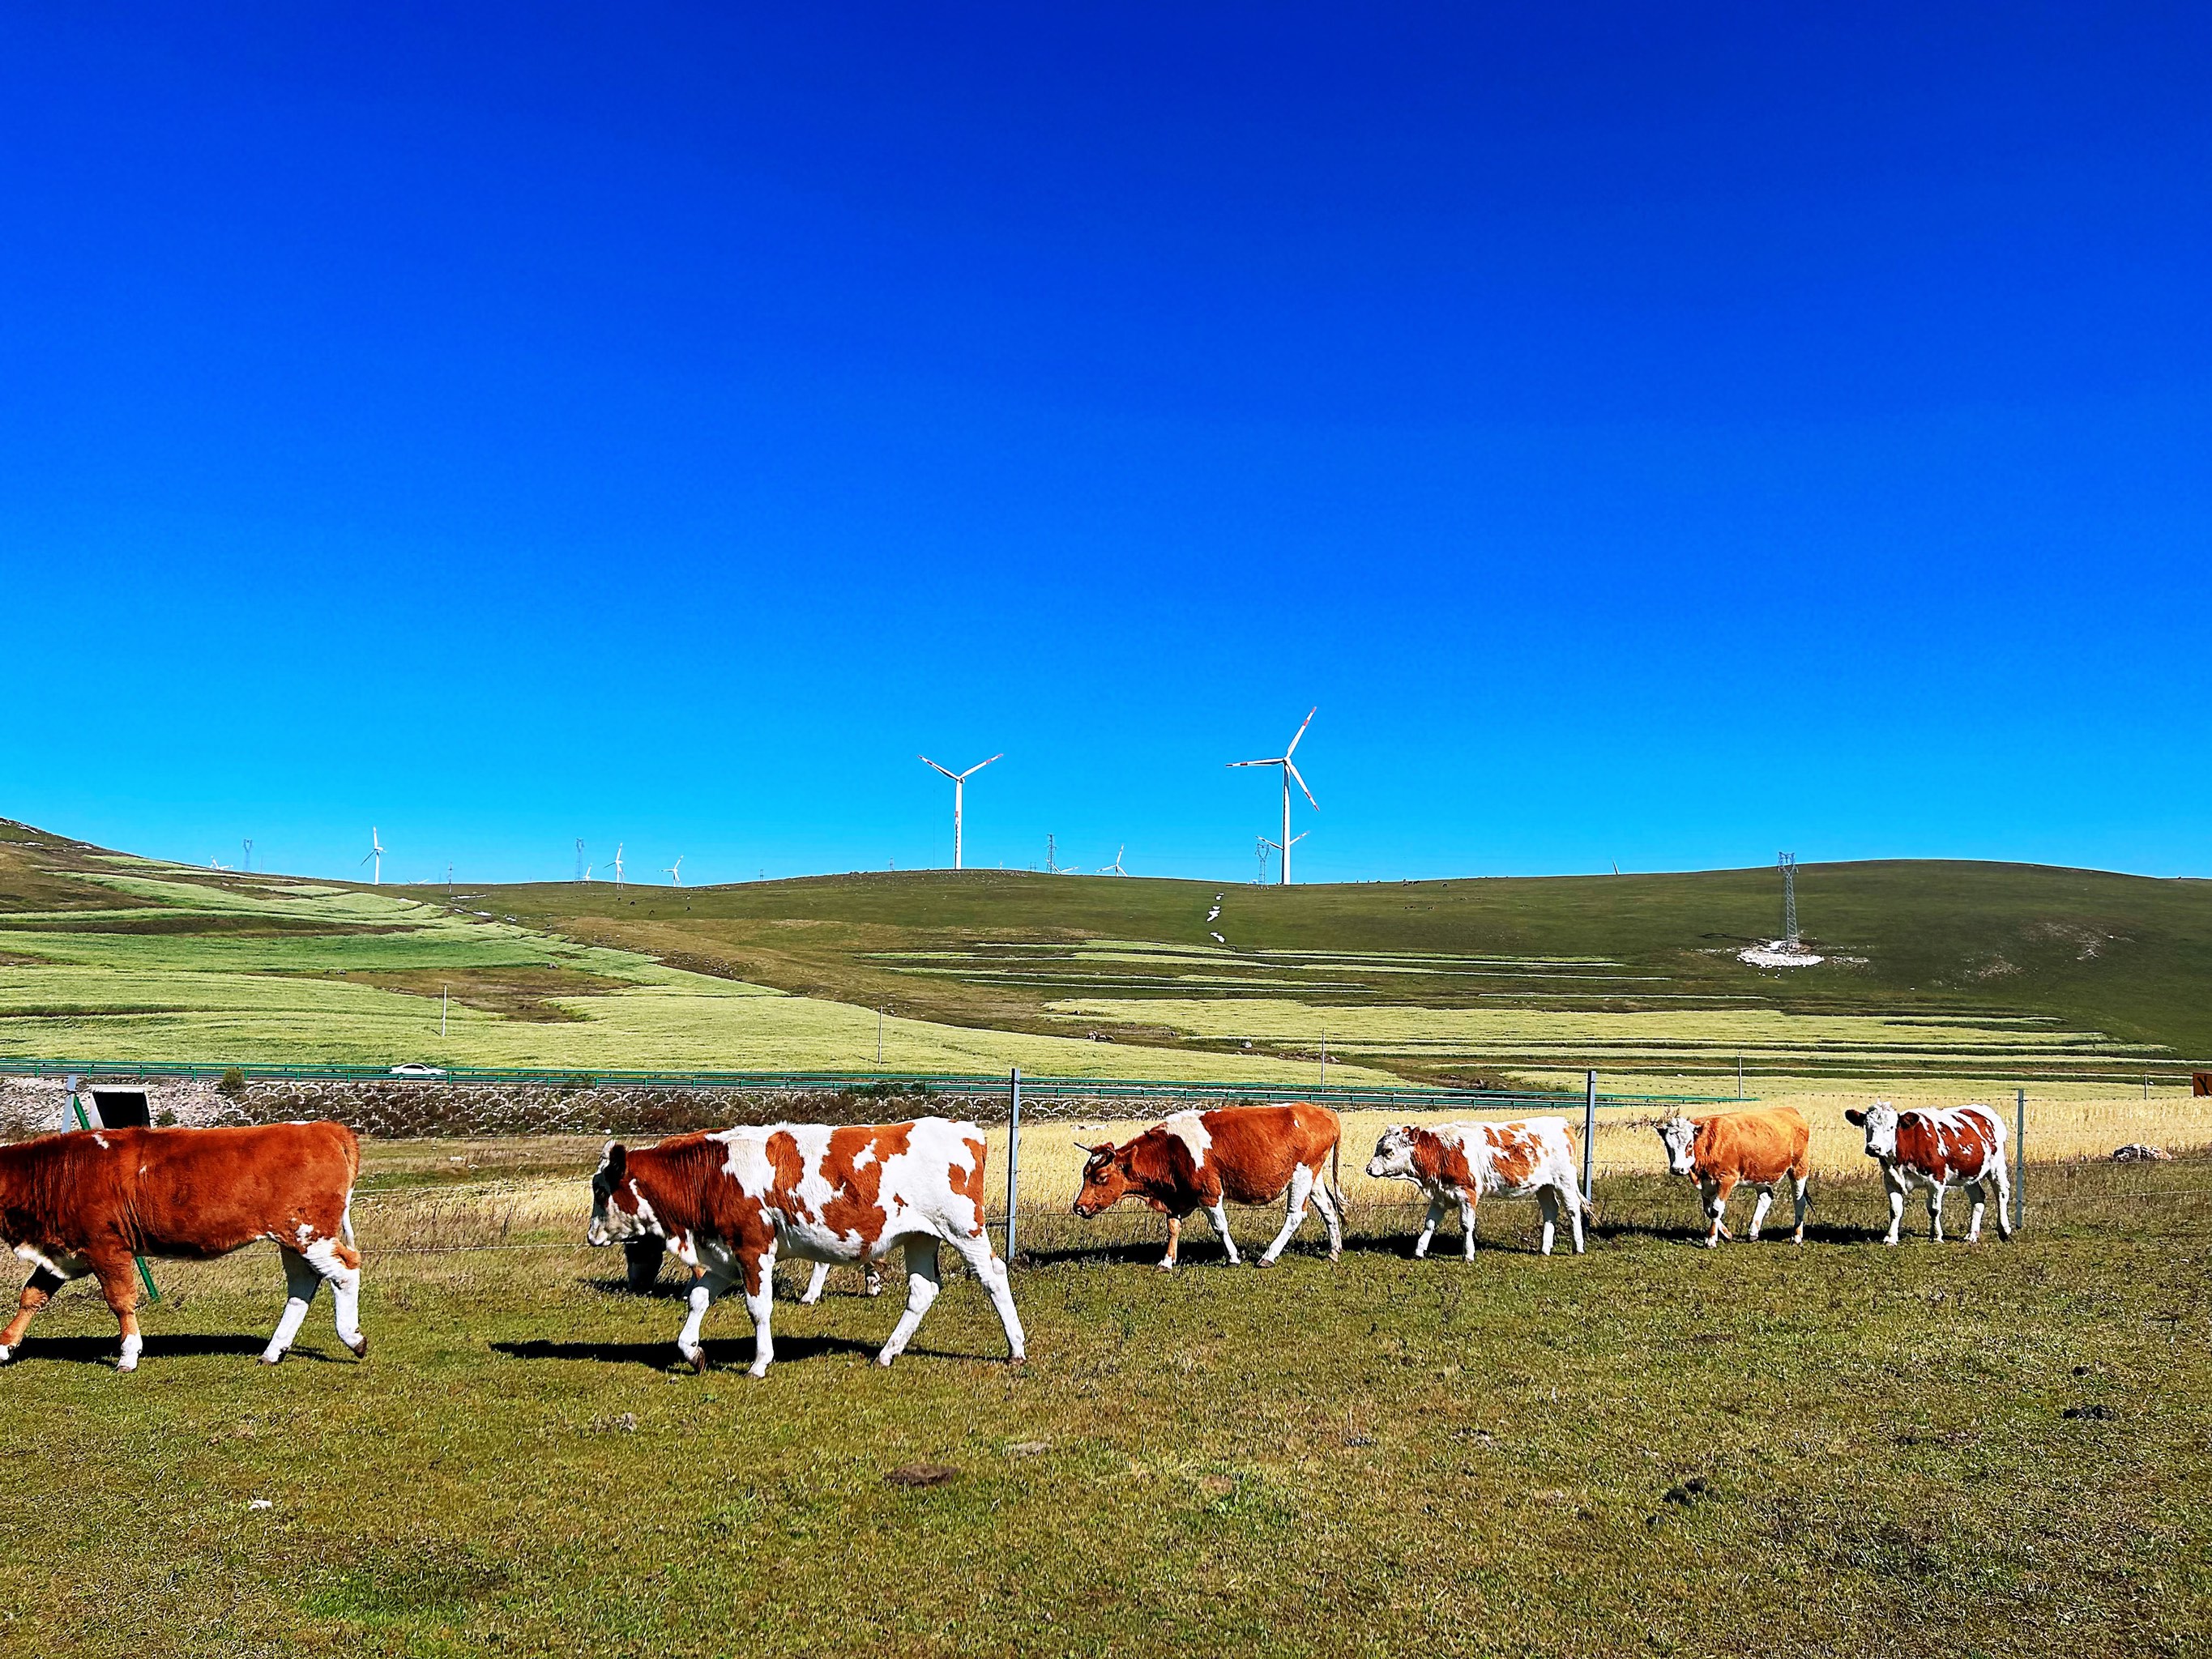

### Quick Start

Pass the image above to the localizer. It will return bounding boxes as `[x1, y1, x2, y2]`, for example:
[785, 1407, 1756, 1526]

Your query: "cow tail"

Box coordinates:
[1329, 1134, 1349, 1218]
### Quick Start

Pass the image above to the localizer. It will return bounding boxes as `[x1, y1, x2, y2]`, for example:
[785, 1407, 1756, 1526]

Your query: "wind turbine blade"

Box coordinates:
[1285, 760, 1318, 809]
[919, 755, 959, 779]
[1227, 757, 1283, 769]
[1284, 706, 1317, 757]
[959, 753, 1004, 779]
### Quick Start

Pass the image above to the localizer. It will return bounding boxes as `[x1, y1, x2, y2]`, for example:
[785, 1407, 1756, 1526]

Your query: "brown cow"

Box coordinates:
[0, 1122, 365, 1371]
[1070, 1103, 1344, 1269]
[1364, 1116, 1586, 1257]
[1844, 1100, 2013, 1244]
[1656, 1107, 1813, 1247]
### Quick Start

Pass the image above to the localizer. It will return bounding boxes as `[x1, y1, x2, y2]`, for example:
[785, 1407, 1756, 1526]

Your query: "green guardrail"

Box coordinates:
[0, 1056, 1742, 1110]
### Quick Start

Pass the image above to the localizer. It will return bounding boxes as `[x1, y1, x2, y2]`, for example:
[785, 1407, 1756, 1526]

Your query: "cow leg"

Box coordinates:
[1988, 1158, 2015, 1240]
[878, 1237, 942, 1367]
[1535, 1188, 1558, 1256]
[1561, 1183, 1586, 1255]
[1703, 1175, 1738, 1247]
[305, 1235, 365, 1358]
[1202, 1201, 1241, 1266]
[1458, 1197, 1478, 1261]
[798, 1261, 832, 1305]
[0, 1267, 68, 1363]
[741, 1257, 777, 1379]
[677, 1263, 736, 1374]
[261, 1246, 323, 1364]
[1882, 1173, 1907, 1245]
[1928, 1183, 1945, 1243]
[1308, 1173, 1344, 1263]
[1791, 1173, 1810, 1244]
[1159, 1213, 1183, 1272]
[949, 1230, 1027, 1363]
[1747, 1186, 1774, 1242]
[91, 1257, 143, 1373]
[1258, 1166, 1315, 1267]
[1964, 1181, 1987, 1243]
[1413, 1198, 1445, 1260]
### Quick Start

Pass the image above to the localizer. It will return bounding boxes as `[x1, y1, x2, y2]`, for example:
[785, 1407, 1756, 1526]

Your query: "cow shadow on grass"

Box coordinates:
[492, 1333, 879, 1371]
[6, 1333, 314, 1366]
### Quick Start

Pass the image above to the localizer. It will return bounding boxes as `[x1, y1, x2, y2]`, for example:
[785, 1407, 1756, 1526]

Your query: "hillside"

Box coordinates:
[4, 817, 2208, 1089]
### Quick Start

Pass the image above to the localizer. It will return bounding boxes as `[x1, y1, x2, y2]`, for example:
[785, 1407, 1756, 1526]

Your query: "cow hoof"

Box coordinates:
[116, 1358, 139, 1374]
[345, 1335, 369, 1359]
[1155, 1260, 1177, 1273]
[679, 1348, 705, 1374]
[1251, 1257, 1273, 1270]
[749, 1363, 772, 1379]
[1328, 1250, 1342, 1264]
[258, 1350, 284, 1366]
[0, 1345, 12, 1365]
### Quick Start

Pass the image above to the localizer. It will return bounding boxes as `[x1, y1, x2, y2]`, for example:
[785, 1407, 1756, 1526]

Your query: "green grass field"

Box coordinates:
[1, 1143, 2205, 1658]
[6, 817, 2211, 1093]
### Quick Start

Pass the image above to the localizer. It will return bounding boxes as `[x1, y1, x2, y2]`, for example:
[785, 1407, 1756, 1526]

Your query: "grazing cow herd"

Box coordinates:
[0, 1095, 2024, 1375]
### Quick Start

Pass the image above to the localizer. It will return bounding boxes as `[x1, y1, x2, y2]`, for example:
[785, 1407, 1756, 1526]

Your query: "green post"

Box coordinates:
[2014, 1087, 2026, 1231]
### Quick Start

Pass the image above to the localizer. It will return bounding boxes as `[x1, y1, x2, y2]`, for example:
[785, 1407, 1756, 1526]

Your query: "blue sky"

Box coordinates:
[4, 4, 2208, 885]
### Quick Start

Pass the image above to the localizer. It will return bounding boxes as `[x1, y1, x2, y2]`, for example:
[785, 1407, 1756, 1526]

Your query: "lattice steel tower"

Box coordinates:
[1778, 851, 1799, 947]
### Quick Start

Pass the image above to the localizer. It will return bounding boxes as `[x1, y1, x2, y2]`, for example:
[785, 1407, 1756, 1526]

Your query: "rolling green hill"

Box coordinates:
[3, 817, 2208, 1088]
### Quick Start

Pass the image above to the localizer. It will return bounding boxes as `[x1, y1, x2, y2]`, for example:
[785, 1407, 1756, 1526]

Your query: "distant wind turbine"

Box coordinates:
[918, 753, 1001, 870]
[610, 842, 625, 889]
[1229, 707, 1317, 885]
[1098, 846, 1129, 876]
[664, 856, 683, 886]
[361, 826, 384, 886]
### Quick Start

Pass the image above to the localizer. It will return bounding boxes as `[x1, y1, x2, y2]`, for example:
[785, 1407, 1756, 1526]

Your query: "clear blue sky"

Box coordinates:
[4, 5, 2207, 886]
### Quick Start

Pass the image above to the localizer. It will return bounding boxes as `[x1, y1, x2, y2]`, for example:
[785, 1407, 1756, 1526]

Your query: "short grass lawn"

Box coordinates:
[0, 1155, 2205, 1657]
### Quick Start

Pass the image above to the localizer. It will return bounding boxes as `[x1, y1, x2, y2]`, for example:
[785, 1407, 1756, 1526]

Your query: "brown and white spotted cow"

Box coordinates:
[1656, 1106, 1813, 1247]
[1846, 1101, 2014, 1244]
[1070, 1102, 1345, 1269]
[586, 1116, 1023, 1376]
[0, 1122, 365, 1372]
[1363, 1117, 1586, 1257]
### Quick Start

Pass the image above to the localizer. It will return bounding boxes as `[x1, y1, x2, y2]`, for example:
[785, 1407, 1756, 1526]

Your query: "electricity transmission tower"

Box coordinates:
[1778, 851, 1799, 947]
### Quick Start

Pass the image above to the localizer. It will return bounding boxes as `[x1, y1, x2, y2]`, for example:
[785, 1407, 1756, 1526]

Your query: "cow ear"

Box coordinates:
[606, 1143, 627, 1181]
[1843, 1110, 1864, 1127]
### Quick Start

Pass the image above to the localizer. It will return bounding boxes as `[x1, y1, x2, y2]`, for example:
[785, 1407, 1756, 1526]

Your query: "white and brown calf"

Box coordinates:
[587, 1116, 1023, 1376]
[1364, 1116, 1586, 1257]
[1846, 1101, 2014, 1244]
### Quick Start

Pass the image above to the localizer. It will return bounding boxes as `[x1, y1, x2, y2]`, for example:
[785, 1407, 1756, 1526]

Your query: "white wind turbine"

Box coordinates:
[664, 856, 683, 885]
[918, 753, 1001, 870]
[1098, 846, 1129, 876]
[361, 826, 385, 886]
[1229, 708, 1317, 885]
[610, 842, 625, 889]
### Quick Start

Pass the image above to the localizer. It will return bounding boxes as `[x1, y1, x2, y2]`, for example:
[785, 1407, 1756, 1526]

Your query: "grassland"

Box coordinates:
[0, 1138, 2205, 1658]
[491, 857, 2212, 1090]
[6, 818, 2211, 1096]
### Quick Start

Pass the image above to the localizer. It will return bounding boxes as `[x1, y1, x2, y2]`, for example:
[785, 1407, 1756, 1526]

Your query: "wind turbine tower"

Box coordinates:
[1778, 851, 1800, 948]
[361, 827, 384, 886]
[918, 753, 1001, 870]
[1229, 707, 1318, 885]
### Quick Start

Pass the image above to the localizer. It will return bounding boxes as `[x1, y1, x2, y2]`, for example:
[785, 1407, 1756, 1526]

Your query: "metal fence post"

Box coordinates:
[1005, 1067, 1022, 1265]
[62, 1071, 79, 1135]
[1582, 1068, 1597, 1204]
[2014, 1086, 2026, 1230]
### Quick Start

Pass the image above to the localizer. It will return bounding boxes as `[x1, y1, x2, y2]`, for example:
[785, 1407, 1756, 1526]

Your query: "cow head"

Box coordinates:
[1844, 1101, 1900, 1159]
[586, 1142, 654, 1246]
[1655, 1114, 1700, 1176]
[1070, 1141, 1130, 1218]
[1365, 1126, 1421, 1182]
